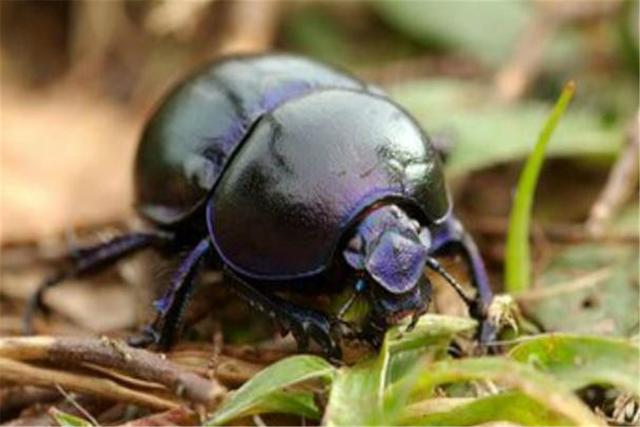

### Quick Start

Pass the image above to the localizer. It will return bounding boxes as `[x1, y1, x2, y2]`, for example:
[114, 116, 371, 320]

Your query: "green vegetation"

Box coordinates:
[209, 317, 638, 425]
[505, 81, 576, 293]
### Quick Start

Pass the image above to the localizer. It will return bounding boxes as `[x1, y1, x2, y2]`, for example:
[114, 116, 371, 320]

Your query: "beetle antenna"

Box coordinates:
[425, 257, 475, 308]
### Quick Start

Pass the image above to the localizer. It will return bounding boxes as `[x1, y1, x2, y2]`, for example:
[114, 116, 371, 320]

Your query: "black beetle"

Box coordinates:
[25, 54, 494, 359]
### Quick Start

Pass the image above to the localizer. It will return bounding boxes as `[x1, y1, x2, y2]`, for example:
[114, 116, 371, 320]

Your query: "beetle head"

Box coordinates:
[343, 205, 433, 324]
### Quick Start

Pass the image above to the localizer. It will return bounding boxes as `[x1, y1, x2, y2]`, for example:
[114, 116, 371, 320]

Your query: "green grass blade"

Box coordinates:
[206, 355, 335, 425]
[505, 81, 576, 293]
[49, 408, 93, 427]
[410, 357, 604, 426]
[400, 392, 573, 426]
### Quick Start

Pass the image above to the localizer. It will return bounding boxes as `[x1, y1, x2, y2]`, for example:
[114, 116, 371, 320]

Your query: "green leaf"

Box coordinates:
[386, 314, 477, 356]
[505, 81, 576, 293]
[384, 315, 477, 392]
[509, 334, 640, 394]
[206, 355, 335, 425]
[390, 80, 623, 178]
[324, 357, 384, 426]
[49, 408, 92, 427]
[410, 357, 604, 426]
[324, 314, 477, 426]
[401, 392, 574, 426]
[221, 390, 320, 422]
[519, 243, 639, 337]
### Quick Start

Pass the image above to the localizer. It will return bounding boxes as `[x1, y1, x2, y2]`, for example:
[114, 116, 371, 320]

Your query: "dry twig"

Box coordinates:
[494, 9, 559, 102]
[586, 114, 640, 236]
[0, 336, 226, 407]
[0, 357, 178, 410]
[495, 0, 623, 102]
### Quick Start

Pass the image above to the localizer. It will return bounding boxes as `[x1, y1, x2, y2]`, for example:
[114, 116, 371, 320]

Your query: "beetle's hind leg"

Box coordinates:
[23, 231, 172, 334]
[223, 268, 344, 362]
[128, 237, 211, 349]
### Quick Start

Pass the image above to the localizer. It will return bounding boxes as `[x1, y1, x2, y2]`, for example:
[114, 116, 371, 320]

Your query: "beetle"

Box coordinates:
[24, 54, 495, 360]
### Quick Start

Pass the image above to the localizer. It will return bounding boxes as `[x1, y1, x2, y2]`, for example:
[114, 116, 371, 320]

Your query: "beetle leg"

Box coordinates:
[428, 216, 496, 345]
[129, 237, 211, 349]
[23, 231, 172, 335]
[223, 267, 343, 362]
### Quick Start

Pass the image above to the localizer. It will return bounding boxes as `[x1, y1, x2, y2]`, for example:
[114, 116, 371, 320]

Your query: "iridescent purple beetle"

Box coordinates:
[25, 54, 494, 359]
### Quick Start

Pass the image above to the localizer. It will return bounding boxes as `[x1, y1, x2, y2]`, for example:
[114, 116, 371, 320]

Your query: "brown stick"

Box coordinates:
[586, 114, 640, 236]
[0, 336, 226, 406]
[494, 0, 623, 103]
[494, 11, 559, 103]
[0, 357, 179, 410]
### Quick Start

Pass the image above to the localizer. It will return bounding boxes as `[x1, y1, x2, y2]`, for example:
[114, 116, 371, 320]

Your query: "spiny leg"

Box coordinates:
[223, 267, 343, 362]
[429, 217, 496, 344]
[23, 231, 172, 334]
[128, 237, 211, 349]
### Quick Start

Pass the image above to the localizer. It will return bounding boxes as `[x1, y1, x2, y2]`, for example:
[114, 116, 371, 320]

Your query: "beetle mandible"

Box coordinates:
[24, 54, 495, 360]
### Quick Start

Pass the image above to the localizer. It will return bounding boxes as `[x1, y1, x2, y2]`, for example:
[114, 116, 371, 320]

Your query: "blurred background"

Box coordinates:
[1, 1, 638, 341]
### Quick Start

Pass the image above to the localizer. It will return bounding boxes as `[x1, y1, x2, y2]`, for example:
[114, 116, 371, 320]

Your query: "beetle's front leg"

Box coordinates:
[223, 268, 344, 362]
[129, 237, 211, 349]
[429, 216, 496, 344]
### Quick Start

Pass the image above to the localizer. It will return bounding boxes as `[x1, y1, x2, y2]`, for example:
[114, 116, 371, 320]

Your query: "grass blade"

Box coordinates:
[206, 355, 334, 425]
[400, 392, 573, 426]
[410, 357, 604, 426]
[505, 81, 576, 293]
[48, 408, 93, 427]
